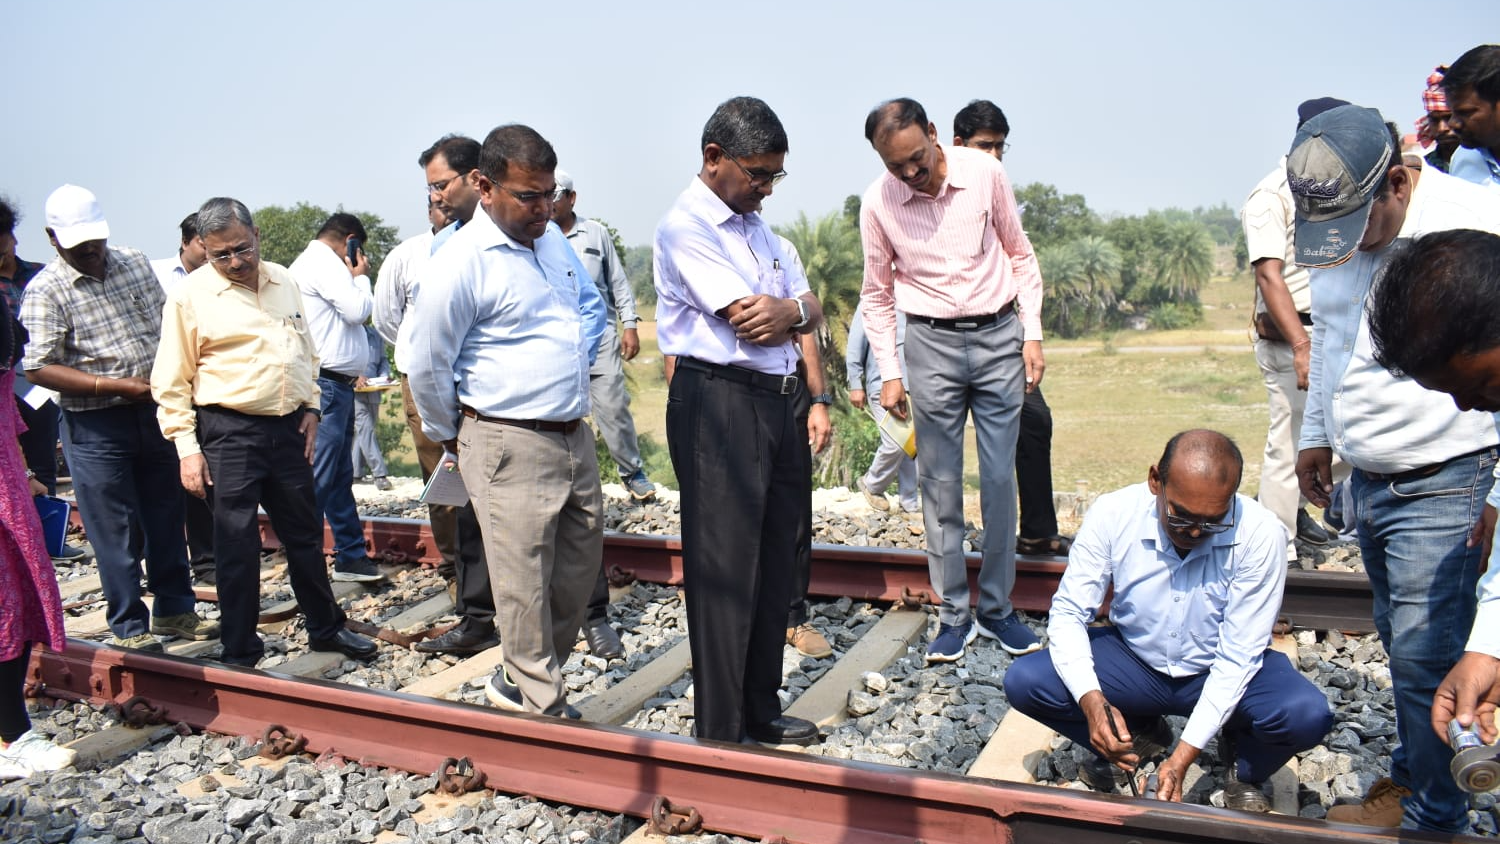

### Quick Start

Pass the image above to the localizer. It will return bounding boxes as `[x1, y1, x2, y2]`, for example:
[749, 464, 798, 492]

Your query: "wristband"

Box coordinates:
[93, 375, 101, 396]
[810, 393, 833, 405]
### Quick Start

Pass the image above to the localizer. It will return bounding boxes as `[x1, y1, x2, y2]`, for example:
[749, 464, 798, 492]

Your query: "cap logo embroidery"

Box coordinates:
[1289, 175, 1341, 199]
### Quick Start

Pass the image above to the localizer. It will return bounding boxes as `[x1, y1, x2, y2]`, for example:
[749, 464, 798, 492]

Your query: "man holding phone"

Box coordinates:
[289, 213, 384, 584]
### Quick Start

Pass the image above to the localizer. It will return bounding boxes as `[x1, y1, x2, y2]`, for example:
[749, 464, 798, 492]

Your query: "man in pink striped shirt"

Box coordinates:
[858, 97, 1046, 664]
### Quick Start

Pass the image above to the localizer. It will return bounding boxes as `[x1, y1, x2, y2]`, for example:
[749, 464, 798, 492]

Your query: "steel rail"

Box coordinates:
[28, 640, 1455, 844]
[295, 516, 1377, 634]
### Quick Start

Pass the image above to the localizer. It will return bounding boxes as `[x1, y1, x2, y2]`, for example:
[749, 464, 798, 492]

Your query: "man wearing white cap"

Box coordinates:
[19, 185, 215, 651]
[1288, 106, 1500, 832]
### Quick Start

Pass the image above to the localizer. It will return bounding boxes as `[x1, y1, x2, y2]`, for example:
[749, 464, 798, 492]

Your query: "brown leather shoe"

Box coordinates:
[1325, 777, 1409, 827]
[786, 623, 833, 658]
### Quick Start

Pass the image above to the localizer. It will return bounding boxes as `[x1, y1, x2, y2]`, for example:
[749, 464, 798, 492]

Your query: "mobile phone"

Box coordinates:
[346, 237, 361, 266]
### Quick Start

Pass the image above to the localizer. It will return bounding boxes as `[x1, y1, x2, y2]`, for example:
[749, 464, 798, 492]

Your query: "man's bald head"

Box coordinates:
[1156, 429, 1244, 491]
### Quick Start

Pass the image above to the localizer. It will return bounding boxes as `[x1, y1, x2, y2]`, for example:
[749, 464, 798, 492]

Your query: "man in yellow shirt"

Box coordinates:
[151, 197, 377, 667]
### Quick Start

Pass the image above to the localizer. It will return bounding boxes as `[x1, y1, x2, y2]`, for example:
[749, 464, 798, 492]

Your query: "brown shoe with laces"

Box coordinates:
[786, 623, 833, 658]
[1325, 777, 1409, 827]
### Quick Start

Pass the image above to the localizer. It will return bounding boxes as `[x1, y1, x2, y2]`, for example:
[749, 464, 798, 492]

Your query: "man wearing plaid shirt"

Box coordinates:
[19, 185, 214, 651]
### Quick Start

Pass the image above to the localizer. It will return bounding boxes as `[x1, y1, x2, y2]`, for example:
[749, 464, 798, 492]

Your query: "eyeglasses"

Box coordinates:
[207, 245, 257, 266]
[721, 150, 788, 188]
[501, 185, 564, 205]
[971, 140, 1011, 156]
[1163, 500, 1236, 535]
[427, 173, 466, 195]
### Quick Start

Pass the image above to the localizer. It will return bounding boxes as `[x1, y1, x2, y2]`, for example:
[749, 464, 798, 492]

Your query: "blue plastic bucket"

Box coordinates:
[33, 495, 69, 557]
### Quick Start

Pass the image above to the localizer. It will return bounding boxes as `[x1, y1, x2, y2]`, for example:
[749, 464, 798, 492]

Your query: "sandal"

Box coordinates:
[1016, 534, 1072, 557]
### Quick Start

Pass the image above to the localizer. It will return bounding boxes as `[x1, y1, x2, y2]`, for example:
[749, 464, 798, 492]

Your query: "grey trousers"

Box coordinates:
[457, 416, 602, 715]
[350, 390, 388, 478]
[589, 325, 644, 479]
[861, 398, 920, 511]
[903, 311, 1023, 627]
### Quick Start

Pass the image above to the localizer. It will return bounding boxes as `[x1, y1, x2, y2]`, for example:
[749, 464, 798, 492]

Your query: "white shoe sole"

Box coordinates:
[484, 679, 524, 711]
[331, 570, 385, 583]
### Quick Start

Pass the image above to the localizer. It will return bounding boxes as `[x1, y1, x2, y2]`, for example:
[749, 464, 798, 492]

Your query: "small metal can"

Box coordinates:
[1448, 720, 1500, 793]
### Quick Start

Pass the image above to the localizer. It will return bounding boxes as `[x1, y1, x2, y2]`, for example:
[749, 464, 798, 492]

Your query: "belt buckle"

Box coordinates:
[779, 375, 799, 395]
[955, 320, 978, 330]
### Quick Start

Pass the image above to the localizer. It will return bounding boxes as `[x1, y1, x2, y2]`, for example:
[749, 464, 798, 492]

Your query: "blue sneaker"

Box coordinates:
[623, 470, 656, 501]
[925, 620, 977, 664]
[977, 612, 1043, 655]
[484, 668, 524, 711]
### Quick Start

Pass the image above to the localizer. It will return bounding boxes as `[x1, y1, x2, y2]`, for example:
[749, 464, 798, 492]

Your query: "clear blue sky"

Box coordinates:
[3, 1, 1489, 260]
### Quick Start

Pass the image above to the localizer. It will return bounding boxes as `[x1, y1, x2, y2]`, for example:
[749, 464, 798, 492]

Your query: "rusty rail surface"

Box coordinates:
[285, 516, 1376, 634]
[28, 640, 1454, 844]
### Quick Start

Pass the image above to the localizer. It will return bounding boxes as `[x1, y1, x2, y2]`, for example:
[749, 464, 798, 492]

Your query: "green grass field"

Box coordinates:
[381, 271, 1271, 505]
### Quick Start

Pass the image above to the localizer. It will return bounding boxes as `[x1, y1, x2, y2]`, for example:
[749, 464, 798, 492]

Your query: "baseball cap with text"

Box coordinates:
[1286, 105, 1394, 268]
[554, 168, 574, 192]
[44, 184, 110, 249]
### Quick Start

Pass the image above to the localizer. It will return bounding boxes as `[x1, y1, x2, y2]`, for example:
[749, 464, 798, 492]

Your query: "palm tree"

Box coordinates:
[775, 210, 864, 391]
[1070, 234, 1122, 330]
[1153, 221, 1214, 303]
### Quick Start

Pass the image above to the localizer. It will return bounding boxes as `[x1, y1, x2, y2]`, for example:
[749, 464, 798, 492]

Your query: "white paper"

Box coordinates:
[419, 455, 470, 506]
[20, 381, 58, 410]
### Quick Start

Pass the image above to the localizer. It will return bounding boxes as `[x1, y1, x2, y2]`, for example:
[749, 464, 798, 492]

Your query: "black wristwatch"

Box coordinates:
[810, 393, 833, 405]
[304, 406, 323, 420]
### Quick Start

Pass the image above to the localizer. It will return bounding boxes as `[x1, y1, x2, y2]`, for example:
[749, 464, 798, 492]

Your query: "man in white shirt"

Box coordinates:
[150, 214, 206, 294]
[150, 212, 213, 584]
[288, 213, 383, 584]
[1365, 229, 1500, 760]
[1290, 104, 1500, 833]
[1005, 430, 1330, 812]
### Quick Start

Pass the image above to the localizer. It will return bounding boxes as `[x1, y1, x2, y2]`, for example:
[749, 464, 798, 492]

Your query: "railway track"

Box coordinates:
[23, 510, 1412, 843]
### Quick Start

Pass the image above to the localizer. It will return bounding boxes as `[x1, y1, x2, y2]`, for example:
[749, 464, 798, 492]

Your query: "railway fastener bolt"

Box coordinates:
[606, 564, 636, 588]
[258, 724, 308, 759]
[114, 695, 168, 727]
[649, 796, 703, 835]
[897, 585, 930, 610]
[434, 757, 486, 795]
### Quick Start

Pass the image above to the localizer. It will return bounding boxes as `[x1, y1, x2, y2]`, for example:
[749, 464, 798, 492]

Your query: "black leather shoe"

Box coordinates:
[745, 715, 819, 746]
[583, 620, 624, 660]
[1223, 776, 1271, 812]
[309, 629, 378, 660]
[414, 625, 500, 655]
[1295, 509, 1331, 545]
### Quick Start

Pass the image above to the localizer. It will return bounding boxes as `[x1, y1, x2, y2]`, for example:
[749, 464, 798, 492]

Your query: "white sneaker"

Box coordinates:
[0, 758, 27, 780]
[0, 729, 77, 774]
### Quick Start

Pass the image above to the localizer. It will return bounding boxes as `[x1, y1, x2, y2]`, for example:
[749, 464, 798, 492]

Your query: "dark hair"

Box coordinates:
[419, 134, 481, 175]
[0, 196, 16, 235]
[864, 98, 928, 144]
[953, 99, 1009, 141]
[478, 124, 557, 183]
[1374, 121, 1404, 196]
[1369, 229, 1500, 378]
[1157, 429, 1243, 488]
[701, 96, 788, 158]
[1443, 45, 1500, 103]
[195, 197, 255, 238]
[178, 213, 199, 244]
[316, 212, 368, 243]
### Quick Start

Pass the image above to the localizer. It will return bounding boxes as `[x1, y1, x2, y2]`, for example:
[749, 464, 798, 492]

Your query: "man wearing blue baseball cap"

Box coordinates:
[1289, 103, 1500, 832]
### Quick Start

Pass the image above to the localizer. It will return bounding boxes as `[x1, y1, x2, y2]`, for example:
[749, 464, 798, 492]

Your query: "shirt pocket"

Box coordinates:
[1185, 579, 1230, 644]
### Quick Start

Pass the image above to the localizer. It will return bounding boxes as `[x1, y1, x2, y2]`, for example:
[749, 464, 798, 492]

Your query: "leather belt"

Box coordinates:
[461, 406, 580, 434]
[1358, 447, 1494, 483]
[677, 357, 799, 395]
[907, 302, 1014, 331]
[317, 368, 359, 386]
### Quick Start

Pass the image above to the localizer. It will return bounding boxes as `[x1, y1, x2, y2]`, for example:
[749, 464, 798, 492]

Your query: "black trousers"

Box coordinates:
[0, 644, 31, 742]
[196, 406, 346, 664]
[185, 493, 215, 580]
[668, 361, 807, 742]
[16, 397, 57, 492]
[1016, 387, 1058, 540]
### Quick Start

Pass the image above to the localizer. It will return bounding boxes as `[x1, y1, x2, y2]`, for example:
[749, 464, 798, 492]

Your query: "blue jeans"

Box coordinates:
[1353, 447, 1496, 834]
[312, 378, 365, 566]
[1004, 626, 1332, 783]
[61, 404, 194, 638]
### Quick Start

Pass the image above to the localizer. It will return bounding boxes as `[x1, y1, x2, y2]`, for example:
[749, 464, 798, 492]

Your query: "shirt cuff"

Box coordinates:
[174, 436, 202, 459]
[620, 319, 638, 329]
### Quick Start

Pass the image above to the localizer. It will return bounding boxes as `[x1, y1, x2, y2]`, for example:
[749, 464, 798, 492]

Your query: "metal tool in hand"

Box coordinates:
[1104, 704, 1141, 797]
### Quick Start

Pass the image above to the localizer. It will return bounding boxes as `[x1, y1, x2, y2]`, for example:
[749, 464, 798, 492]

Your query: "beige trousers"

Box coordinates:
[457, 415, 602, 715]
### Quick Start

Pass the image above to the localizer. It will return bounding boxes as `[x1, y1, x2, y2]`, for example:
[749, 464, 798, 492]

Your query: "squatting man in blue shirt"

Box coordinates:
[1004, 429, 1333, 812]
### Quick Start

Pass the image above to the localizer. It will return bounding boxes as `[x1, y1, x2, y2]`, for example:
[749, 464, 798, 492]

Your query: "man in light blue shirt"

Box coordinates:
[1443, 45, 1500, 190]
[845, 308, 917, 513]
[1005, 430, 1330, 813]
[1290, 104, 1500, 832]
[405, 123, 605, 719]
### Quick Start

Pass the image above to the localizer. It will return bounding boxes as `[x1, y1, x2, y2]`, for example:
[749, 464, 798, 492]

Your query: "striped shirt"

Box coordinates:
[20, 246, 166, 411]
[858, 145, 1043, 382]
